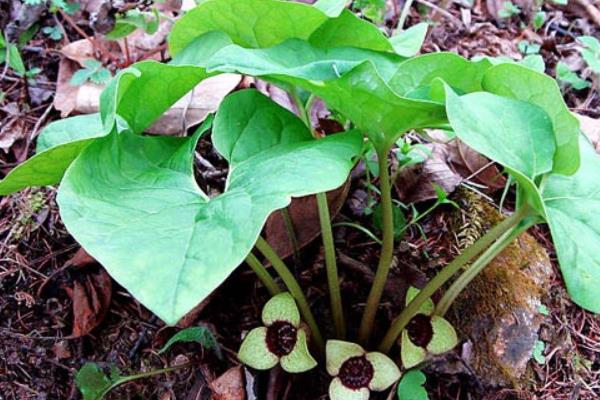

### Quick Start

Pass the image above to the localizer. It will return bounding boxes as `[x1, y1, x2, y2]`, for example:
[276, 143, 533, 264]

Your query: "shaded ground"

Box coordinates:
[1, 0, 599, 399]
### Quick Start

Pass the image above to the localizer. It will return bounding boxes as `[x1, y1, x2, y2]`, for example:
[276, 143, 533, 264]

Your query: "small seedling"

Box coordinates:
[238, 293, 317, 373]
[498, 1, 521, 18]
[106, 8, 161, 41]
[42, 26, 63, 41]
[326, 340, 400, 399]
[578, 36, 600, 75]
[70, 59, 112, 86]
[556, 61, 591, 91]
[532, 340, 546, 365]
[397, 369, 429, 400]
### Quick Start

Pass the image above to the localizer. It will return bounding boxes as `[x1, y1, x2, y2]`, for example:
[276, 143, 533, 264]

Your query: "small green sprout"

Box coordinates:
[400, 287, 458, 368]
[326, 340, 400, 400]
[238, 293, 317, 373]
[498, 1, 521, 18]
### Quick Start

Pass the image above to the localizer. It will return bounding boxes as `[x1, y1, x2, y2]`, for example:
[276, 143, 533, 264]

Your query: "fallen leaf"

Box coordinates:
[0, 115, 27, 153]
[64, 267, 112, 338]
[395, 132, 505, 203]
[146, 74, 242, 135]
[395, 142, 462, 203]
[54, 39, 239, 132]
[210, 366, 245, 400]
[576, 113, 600, 153]
[265, 181, 350, 259]
[66, 247, 98, 269]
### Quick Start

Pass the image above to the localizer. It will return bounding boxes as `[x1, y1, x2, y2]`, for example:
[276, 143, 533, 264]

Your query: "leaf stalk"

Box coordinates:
[358, 149, 395, 345]
[378, 205, 530, 353]
[255, 236, 325, 353]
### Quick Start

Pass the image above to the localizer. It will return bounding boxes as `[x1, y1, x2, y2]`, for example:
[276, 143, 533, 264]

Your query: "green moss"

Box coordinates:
[447, 189, 548, 387]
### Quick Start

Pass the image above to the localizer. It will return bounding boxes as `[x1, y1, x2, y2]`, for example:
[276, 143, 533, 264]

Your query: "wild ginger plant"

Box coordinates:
[1, 0, 599, 398]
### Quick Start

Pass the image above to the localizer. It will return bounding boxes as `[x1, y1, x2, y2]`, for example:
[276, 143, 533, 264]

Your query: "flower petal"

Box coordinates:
[262, 292, 301, 327]
[366, 352, 401, 391]
[326, 340, 365, 376]
[280, 329, 317, 373]
[238, 327, 279, 370]
[400, 330, 426, 369]
[405, 286, 434, 316]
[329, 377, 370, 400]
[426, 315, 458, 355]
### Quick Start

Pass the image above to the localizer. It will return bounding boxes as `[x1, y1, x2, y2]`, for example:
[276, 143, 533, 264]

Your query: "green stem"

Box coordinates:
[101, 363, 192, 398]
[280, 208, 302, 269]
[378, 206, 530, 353]
[291, 88, 346, 341]
[435, 220, 531, 316]
[332, 222, 382, 245]
[245, 253, 282, 296]
[317, 192, 346, 339]
[255, 236, 325, 353]
[397, 0, 416, 29]
[358, 150, 395, 345]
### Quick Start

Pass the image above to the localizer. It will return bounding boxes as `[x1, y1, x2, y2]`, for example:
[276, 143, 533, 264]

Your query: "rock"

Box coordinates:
[436, 190, 552, 387]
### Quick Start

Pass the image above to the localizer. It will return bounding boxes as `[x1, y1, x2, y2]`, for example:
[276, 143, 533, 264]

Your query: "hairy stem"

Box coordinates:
[245, 253, 282, 296]
[435, 220, 531, 316]
[378, 206, 530, 353]
[255, 237, 325, 353]
[317, 192, 346, 339]
[358, 150, 395, 345]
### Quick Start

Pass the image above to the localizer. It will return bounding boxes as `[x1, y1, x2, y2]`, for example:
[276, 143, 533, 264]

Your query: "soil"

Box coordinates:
[1, 1, 599, 399]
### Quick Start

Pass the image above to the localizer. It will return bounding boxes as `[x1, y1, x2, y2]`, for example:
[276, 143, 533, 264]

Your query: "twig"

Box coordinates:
[573, 0, 600, 26]
[415, 0, 464, 27]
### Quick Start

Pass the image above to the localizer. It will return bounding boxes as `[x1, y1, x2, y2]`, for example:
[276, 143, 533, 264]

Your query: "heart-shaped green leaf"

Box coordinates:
[169, 0, 392, 57]
[444, 86, 555, 213]
[100, 61, 211, 134]
[543, 137, 600, 313]
[57, 92, 362, 324]
[482, 63, 580, 176]
[0, 114, 105, 195]
[199, 39, 447, 152]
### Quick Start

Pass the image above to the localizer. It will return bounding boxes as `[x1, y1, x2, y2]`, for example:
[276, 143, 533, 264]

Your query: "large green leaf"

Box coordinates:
[388, 52, 492, 97]
[36, 113, 103, 153]
[100, 61, 210, 134]
[0, 114, 105, 195]
[169, 0, 391, 56]
[482, 63, 580, 176]
[202, 40, 446, 151]
[444, 86, 556, 213]
[57, 94, 362, 324]
[543, 137, 600, 313]
[213, 89, 312, 166]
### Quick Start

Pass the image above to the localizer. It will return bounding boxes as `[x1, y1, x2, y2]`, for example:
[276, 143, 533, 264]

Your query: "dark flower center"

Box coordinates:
[407, 314, 434, 347]
[266, 321, 297, 357]
[339, 356, 374, 390]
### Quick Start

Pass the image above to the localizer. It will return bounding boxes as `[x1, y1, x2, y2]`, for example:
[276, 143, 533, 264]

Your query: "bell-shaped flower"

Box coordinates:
[326, 340, 401, 400]
[400, 287, 458, 369]
[238, 292, 317, 373]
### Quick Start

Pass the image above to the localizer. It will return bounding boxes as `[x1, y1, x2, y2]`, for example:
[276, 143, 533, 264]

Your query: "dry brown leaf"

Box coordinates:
[146, 74, 242, 135]
[64, 267, 112, 338]
[576, 113, 600, 153]
[0, 113, 27, 153]
[265, 181, 350, 259]
[395, 135, 505, 203]
[395, 142, 462, 203]
[65, 247, 98, 269]
[210, 367, 245, 400]
[54, 38, 239, 132]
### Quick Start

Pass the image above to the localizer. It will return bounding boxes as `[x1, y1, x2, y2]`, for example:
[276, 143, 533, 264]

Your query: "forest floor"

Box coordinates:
[0, 0, 599, 399]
